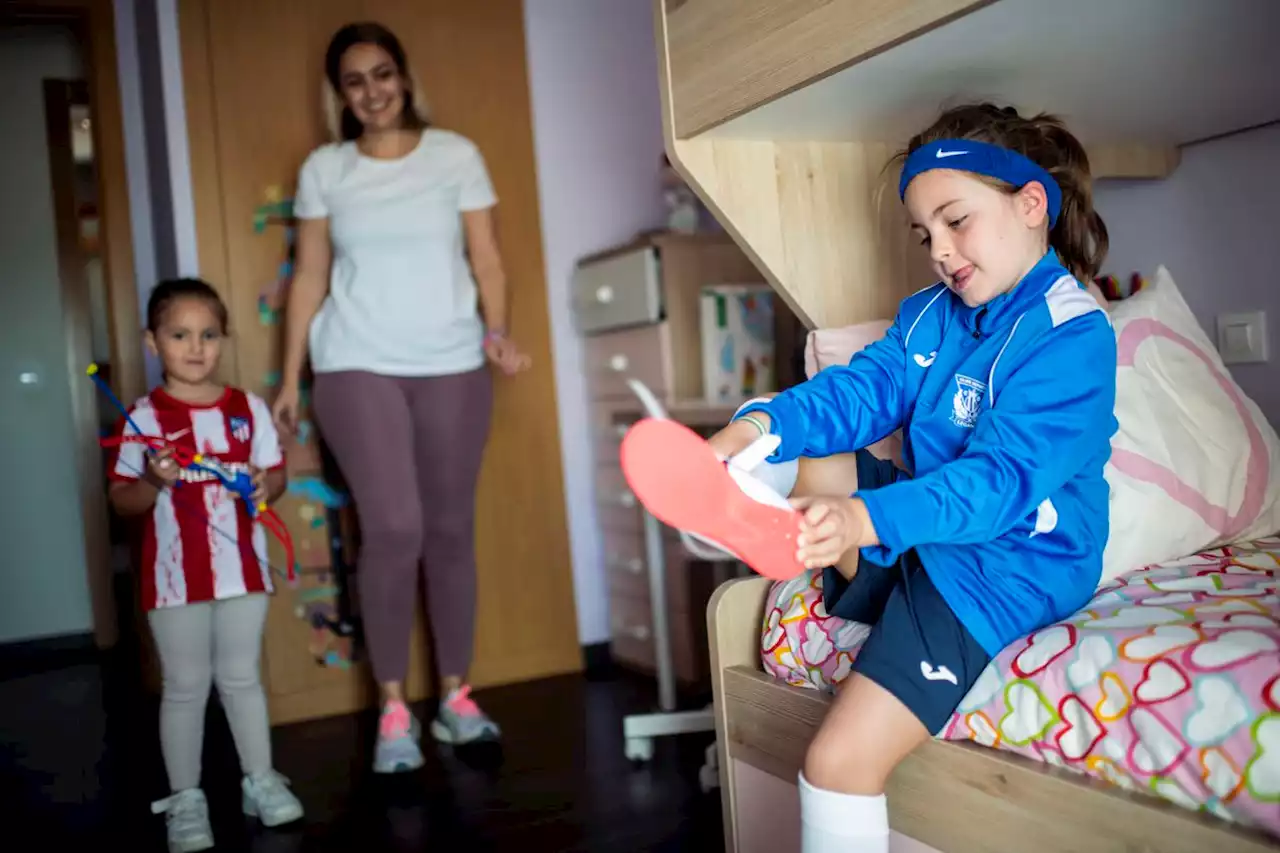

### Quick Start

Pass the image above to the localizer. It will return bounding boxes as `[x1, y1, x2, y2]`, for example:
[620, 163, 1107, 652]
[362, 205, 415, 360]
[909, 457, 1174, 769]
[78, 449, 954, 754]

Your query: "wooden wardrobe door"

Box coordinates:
[180, 0, 579, 721]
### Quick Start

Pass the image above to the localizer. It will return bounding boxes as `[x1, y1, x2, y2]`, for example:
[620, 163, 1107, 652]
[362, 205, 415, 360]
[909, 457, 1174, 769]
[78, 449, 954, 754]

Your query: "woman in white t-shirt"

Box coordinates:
[272, 21, 529, 773]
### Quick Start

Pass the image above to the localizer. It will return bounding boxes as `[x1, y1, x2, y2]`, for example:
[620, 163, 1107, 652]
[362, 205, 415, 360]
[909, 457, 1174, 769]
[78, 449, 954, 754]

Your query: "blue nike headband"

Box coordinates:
[898, 139, 1063, 229]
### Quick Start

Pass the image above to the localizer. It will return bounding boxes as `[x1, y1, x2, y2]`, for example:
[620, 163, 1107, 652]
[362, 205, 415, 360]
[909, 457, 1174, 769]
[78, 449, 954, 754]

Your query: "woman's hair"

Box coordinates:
[893, 103, 1109, 283]
[147, 277, 229, 335]
[322, 21, 429, 142]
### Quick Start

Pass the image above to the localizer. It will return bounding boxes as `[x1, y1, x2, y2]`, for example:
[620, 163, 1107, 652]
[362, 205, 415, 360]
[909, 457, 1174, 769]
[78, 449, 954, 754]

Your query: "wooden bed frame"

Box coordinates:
[654, 0, 1280, 330]
[709, 577, 1280, 853]
[652, 0, 1280, 849]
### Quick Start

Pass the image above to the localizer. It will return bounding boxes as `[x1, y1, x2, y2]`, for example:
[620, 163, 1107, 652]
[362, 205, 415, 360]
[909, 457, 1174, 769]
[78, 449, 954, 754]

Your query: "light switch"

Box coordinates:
[1217, 311, 1269, 364]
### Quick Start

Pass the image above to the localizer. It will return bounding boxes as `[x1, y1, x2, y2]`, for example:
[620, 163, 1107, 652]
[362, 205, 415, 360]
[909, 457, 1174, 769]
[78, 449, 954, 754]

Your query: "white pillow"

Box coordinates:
[1101, 265, 1280, 583]
[804, 320, 891, 379]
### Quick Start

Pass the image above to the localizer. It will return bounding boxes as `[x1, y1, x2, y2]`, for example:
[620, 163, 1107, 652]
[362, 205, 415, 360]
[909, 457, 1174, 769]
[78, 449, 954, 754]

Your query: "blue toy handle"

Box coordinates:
[229, 472, 259, 518]
[171, 451, 261, 518]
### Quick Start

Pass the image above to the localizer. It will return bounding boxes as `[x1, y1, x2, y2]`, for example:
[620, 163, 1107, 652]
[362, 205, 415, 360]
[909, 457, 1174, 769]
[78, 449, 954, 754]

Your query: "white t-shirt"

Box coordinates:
[293, 129, 498, 376]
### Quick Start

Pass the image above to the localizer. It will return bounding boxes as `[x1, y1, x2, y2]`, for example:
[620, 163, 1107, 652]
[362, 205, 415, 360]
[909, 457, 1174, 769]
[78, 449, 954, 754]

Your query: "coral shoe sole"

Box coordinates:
[619, 418, 805, 581]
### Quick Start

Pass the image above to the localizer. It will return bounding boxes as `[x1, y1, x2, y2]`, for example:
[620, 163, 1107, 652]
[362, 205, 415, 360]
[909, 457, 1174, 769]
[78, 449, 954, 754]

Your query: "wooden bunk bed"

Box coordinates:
[651, 0, 1280, 850]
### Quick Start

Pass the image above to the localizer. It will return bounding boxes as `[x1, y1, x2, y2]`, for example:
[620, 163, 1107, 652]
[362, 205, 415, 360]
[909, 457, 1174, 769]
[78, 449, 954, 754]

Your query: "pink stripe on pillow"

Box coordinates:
[1112, 318, 1269, 539]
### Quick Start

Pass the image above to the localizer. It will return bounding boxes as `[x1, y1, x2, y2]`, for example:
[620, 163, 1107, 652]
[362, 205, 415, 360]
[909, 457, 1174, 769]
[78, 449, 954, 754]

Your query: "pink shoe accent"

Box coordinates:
[445, 685, 480, 717]
[620, 418, 805, 581]
[379, 700, 411, 739]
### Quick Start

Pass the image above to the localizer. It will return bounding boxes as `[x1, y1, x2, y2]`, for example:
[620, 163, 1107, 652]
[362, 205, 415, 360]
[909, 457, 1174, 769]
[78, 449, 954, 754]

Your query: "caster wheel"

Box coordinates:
[625, 737, 654, 762]
[699, 763, 720, 792]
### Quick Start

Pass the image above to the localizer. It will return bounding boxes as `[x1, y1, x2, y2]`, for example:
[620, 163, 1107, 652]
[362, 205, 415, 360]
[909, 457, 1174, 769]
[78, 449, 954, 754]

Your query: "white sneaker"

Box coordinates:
[241, 769, 304, 827]
[681, 434, 797, 561]
[625, 385, 799, 563]
[151, 788, 214, 853]
[622, 417, 809, 580]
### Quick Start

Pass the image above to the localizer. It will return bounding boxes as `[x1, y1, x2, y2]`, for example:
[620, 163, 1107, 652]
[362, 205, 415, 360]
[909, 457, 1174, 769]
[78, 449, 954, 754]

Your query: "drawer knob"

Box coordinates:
[608, 353, 629, 373]
[614, 423, 628, 438]
[595, 284, 615, 304]
[618, 491, 636, 508]
[627, 557, 644, 574]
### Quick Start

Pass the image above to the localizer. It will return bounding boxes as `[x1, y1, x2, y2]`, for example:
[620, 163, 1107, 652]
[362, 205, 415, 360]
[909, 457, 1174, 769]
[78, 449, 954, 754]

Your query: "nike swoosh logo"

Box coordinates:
[920, 661, 959, 685]
[913, 352, 937, 367]
[935, 149, 966, 158]
[165, 429, 190, 442]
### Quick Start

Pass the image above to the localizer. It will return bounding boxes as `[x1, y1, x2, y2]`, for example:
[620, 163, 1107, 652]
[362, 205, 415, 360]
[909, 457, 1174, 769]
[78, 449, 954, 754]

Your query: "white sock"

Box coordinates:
[799, 771, 889, 853]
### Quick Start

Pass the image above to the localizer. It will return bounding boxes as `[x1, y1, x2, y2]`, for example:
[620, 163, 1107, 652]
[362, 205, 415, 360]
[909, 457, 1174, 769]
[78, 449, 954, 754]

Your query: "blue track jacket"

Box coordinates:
[741, 252, 1117, 655]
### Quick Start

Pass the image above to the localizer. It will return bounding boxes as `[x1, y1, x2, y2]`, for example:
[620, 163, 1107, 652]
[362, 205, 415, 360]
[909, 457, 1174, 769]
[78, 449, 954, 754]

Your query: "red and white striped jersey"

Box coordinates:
[110, 387, 285, 611]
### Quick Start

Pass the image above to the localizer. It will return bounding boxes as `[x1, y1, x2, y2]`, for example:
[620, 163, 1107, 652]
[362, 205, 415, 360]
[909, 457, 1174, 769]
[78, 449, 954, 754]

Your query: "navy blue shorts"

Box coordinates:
[820, 450, 992, 735]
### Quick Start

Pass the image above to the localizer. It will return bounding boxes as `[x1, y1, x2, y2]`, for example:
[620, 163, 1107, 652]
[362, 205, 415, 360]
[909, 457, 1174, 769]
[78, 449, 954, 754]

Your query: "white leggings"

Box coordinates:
[148, 593, 272, 791]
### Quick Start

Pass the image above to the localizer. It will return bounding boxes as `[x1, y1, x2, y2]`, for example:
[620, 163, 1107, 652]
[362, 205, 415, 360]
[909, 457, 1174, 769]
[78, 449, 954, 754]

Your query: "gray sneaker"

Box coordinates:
[241, 769, 304, 827]
[429, 685, 500, 744]
[151, 788, 214, 853]
[373, 700, 425, 773]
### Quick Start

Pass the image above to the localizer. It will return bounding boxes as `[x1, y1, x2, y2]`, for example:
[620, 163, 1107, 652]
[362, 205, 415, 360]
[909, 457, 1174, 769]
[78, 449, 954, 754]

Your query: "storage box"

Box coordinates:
[700, 285, 776, 403]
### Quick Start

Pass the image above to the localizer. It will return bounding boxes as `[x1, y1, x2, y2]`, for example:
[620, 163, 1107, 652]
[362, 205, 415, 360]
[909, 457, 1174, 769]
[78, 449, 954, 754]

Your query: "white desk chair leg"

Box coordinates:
[619, 378, 728, 769]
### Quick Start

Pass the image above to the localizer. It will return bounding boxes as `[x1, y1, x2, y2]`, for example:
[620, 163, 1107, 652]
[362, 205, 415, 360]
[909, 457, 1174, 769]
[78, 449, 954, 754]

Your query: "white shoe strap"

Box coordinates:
[679, 530, 742, 561]
[727, 432, 781, 474]
[626, 378, 669, 420]
[727, 464, 793, 511]
[151, 789, 204, 814]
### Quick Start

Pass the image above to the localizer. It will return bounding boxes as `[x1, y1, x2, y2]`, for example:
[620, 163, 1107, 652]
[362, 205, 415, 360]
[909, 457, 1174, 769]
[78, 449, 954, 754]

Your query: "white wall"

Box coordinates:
[1094, 123, 1280, 426]
[523, 0, 669, 644]
[0, 26, 95, 643]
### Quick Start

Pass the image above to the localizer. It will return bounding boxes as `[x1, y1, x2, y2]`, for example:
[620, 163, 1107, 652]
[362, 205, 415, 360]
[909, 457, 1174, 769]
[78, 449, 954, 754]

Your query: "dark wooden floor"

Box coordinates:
[0, 629, 724, 852]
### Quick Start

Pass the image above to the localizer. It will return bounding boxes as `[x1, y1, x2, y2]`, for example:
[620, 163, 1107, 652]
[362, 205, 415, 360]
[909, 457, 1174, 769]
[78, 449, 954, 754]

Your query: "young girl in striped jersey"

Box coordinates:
[110, 278, 304, 852]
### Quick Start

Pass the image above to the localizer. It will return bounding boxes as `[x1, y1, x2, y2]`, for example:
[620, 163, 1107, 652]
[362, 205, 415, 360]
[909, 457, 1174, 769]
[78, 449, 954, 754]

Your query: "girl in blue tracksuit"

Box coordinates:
[708, 103, 1117, 852]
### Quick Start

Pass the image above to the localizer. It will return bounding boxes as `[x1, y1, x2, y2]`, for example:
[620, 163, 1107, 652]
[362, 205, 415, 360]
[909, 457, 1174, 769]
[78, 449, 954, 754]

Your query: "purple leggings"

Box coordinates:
[312, 368, 491, 683]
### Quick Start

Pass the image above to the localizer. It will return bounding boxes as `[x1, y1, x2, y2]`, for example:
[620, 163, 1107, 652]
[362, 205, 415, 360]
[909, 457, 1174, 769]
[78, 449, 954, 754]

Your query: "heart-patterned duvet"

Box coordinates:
[760, 538, 1280, 835]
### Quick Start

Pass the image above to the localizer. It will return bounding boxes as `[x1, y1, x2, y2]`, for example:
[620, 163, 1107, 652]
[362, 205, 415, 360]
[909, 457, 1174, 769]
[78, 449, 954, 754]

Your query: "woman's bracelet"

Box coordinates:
[737, 414, 769, 438]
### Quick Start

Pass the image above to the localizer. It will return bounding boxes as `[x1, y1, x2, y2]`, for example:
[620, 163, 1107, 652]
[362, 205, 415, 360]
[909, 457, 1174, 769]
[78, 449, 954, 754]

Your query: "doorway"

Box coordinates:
[0, 2, 144, 654]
